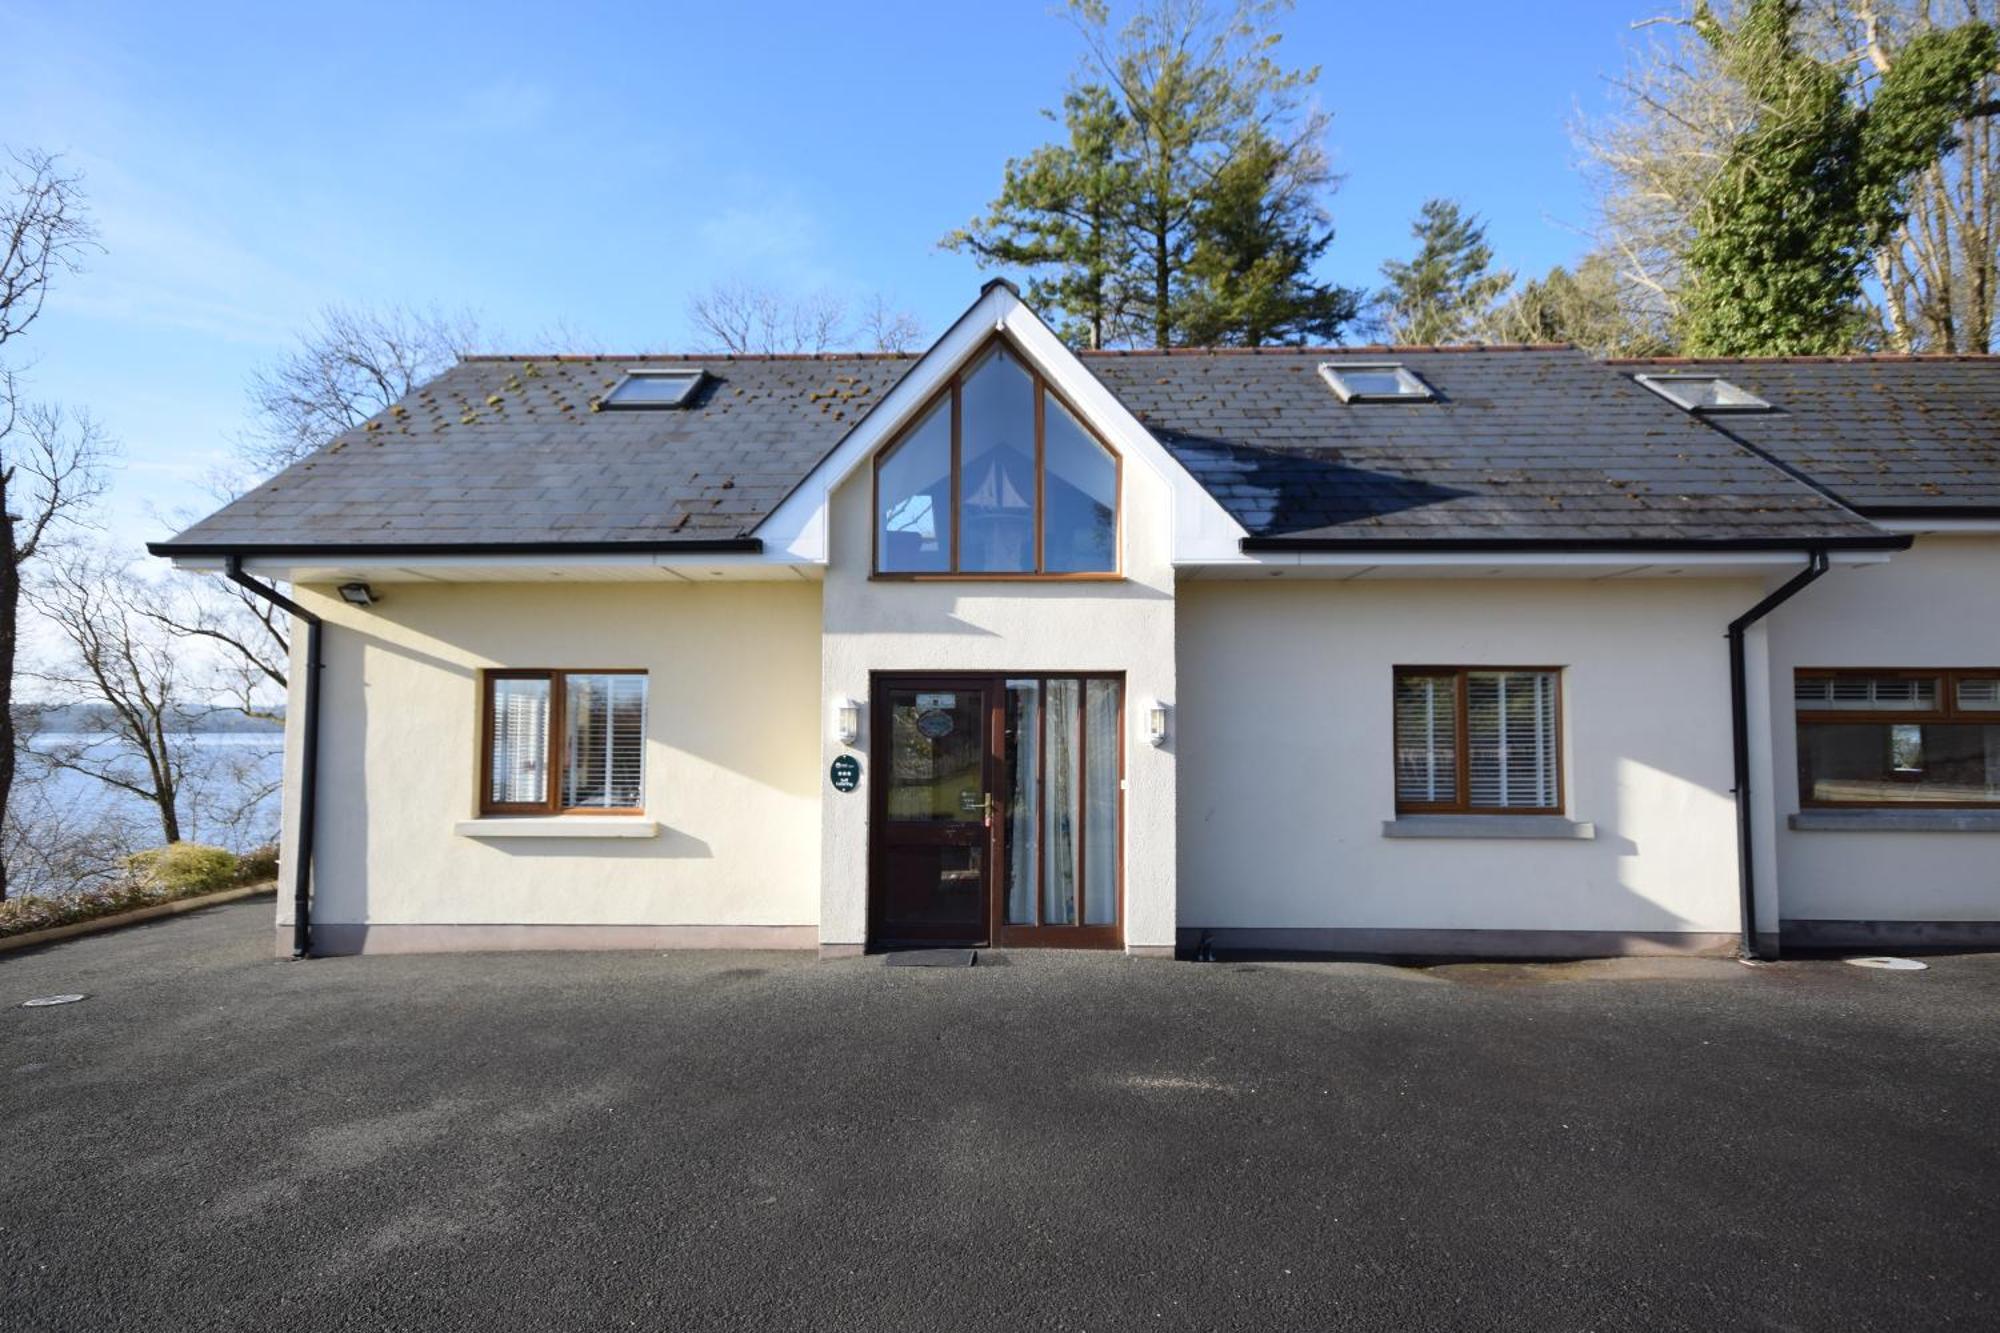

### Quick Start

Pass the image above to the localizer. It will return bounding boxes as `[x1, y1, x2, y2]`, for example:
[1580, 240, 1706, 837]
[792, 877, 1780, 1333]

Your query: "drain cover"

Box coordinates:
[21, 994, 88, 1007]
[1845, 957, 1928, 971]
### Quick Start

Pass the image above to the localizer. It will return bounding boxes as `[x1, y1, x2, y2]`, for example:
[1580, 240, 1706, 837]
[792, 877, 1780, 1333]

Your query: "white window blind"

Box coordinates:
[1467, 671, 1558, 809]
[488, 677, 551, 806]
[1394, 673, 1459, 805]
[1397, 668, 1560, 811]
[561, 673, 647, 810]
[1955, 677, 2000, 711]
[1794, 675, 1937, 710]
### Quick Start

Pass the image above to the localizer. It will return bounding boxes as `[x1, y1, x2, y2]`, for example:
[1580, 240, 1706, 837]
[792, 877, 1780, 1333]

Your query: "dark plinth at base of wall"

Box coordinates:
[1176, 926, 1738, 962]
[1781, 918, 2000, 951]
[295, 923, 819, 956]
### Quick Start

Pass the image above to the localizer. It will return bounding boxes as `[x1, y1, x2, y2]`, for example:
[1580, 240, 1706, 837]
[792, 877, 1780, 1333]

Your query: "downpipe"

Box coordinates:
[225, 558, 321, 959]
[1727, 550, 1829, 961]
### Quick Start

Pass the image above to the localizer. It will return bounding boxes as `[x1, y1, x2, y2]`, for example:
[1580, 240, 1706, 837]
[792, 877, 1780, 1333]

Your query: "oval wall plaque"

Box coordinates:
[829, 755, 862, 793]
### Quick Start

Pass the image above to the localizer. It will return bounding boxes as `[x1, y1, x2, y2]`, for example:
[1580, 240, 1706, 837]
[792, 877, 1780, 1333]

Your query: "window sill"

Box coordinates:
[1382, 815, 1596, 841]
[454, 817, 660, 840]
[1789, 810, 2000, 833]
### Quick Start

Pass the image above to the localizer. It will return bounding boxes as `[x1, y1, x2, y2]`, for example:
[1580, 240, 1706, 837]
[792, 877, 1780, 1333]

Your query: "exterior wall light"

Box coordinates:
[337, 582, 378, 607]
[833, 696, 861, 747]
[1144, 699, 1169, 747]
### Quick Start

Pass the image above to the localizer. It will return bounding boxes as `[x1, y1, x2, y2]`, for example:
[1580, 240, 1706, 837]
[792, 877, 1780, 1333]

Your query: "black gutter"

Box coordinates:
[225, 558, 320, 960]
[150, 537, 763, 559]
[1239, 534, 1911, 554]
[1727, 549, 1830, 961]
[1853, 504, 2000, 521]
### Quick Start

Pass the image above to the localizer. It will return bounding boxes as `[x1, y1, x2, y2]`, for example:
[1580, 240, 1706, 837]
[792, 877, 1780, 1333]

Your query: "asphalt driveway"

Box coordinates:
[3, 901, 1996, 1331]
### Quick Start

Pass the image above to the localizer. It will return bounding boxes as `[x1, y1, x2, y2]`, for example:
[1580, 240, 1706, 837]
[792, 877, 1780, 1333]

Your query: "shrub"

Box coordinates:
[124, 843, 241, 896]
[235, 843, 280, 884]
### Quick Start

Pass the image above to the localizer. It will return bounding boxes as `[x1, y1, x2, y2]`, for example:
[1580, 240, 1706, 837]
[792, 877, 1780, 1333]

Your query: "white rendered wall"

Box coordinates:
[1175, 578, 1761, 942]
[276, 581, 823, 938]
[817, 460, 1179, 953]
[1765, 534, 2000, 923]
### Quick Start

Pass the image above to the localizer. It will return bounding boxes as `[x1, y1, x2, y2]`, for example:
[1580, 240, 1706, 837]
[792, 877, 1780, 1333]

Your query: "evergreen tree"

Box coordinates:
[1180, 126, 1362, 345]
[1680, 0, 1997, 355]
[945, 86, 1137, 349]
[948, 1, 1355, 348]
[1375, 199, 1514, 344]
[1481, 252, 1675, 357]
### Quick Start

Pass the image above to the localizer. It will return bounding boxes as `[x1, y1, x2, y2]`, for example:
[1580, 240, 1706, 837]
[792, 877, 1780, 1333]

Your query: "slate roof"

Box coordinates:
[1083, 346, 1894, 547]
[156, 354, 916, 552]
[159, 340, 1984, 558]
[1607, 356, 2000, 516]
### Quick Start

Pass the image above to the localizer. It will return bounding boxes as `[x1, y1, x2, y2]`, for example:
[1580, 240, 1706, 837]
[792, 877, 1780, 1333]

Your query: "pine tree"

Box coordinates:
[944, 86, 1137, 349]
[1375, 199, 1514, 344]
[1179, 126, 1362, 345]
[949, 1, 1356, 349]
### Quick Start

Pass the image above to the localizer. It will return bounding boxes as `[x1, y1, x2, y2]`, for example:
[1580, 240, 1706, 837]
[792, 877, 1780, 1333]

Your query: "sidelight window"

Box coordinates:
[875, 341, 1119, 577]
[482, 670, 647, 814]
[1002, 676, 1122, 929]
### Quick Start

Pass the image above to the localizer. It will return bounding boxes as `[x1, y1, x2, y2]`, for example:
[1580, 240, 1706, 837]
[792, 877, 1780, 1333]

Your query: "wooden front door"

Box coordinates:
[871, 679, 997, 946]
[869, 674, 1125, 950]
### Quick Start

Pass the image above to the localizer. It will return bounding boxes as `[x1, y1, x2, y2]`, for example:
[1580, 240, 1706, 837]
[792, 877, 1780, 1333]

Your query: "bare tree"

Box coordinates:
[26, 549, 205, 846]
[686, 281, 925, 354]
[0, 150, 98, 348]
[241, 303, 479, 475]
[1, 400, 108, 900]
[858, 294, 928, 353]
[0, 148, 101, 902]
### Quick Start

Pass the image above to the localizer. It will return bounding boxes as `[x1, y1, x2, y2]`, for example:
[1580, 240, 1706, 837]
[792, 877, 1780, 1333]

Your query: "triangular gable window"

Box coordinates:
[875, 339, 1119, 577]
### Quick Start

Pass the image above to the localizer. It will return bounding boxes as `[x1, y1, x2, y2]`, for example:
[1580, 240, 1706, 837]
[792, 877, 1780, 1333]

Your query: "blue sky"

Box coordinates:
[1, 0, 1649, 543]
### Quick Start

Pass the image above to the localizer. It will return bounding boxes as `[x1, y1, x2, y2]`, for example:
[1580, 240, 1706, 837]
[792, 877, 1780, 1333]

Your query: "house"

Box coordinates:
[151, 281, 2000, 960]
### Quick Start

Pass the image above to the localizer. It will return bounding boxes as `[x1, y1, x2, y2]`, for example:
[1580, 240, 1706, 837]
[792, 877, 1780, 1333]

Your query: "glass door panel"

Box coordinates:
[997, 675, 1122, 943]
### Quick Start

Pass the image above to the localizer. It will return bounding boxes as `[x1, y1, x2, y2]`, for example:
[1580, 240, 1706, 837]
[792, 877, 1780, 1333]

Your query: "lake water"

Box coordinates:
[17, 732, 286, 854]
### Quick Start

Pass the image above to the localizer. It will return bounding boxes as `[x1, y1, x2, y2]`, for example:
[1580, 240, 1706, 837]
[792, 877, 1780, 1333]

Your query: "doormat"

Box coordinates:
[885, 949, 978, 968]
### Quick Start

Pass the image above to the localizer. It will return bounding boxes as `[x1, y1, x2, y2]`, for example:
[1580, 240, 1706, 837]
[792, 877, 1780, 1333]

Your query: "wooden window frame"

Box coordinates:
[871, 333, 1122, 582]
[1392, 666, 1565, 816]
[479, 668, 649, 817]
[1794, 667, 2000, 810]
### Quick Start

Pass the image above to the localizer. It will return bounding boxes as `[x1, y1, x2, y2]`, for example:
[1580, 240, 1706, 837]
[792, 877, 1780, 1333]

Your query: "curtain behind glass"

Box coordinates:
[1004, 681, 1041, 924]
[1083, 679, 1120, 925]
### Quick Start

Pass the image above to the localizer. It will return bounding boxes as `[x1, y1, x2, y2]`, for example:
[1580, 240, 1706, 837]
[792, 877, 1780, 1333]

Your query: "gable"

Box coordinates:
[755, 282, 1247, 565]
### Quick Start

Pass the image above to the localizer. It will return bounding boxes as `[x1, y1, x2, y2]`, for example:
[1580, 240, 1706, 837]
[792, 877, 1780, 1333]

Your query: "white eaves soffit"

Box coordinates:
[754, 283, 1247, 565]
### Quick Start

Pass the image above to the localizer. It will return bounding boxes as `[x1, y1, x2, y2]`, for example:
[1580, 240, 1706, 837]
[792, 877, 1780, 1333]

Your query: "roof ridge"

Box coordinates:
[1607, 353, 2000, 364]
[458, 351, 921, 363]
[1079, 342, 1575, 357]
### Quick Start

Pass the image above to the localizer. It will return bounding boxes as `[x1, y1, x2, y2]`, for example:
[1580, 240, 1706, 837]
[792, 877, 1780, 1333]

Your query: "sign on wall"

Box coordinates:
[829, 755, 862, 793]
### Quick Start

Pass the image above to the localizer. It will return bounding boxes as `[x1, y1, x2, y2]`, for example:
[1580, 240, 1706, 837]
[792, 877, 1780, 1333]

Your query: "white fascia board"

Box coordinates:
[163, 551, 816, 582]
[753, 284, 1247, 564]
[1874, 517, 2000, 535]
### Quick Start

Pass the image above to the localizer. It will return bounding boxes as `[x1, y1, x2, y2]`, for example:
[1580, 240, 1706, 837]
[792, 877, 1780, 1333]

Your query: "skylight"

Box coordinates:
[1319, 362, 1435, 403]
[1633, 373, 1771, 413]
[601, 369, 707, 409]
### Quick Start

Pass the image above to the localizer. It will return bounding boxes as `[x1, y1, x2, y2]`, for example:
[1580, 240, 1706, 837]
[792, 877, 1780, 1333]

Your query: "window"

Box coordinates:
[1633, 373, 1771, 413]
[875, 340, 1118, 577]
[1795, 669, 2000, 807]
[601, 369, 705, 409]
[483, 670, 648, 814]
[1319, 362, 1435, 402]
[1394, 668, 1562, 813]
